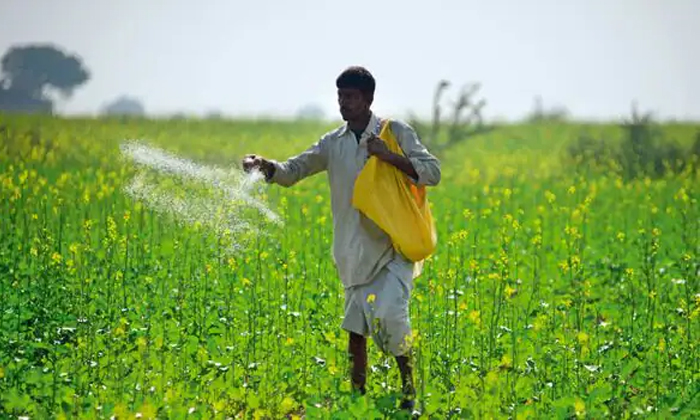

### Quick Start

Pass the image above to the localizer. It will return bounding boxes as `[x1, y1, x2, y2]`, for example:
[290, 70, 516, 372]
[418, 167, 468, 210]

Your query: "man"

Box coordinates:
[242, 66, 440, 412]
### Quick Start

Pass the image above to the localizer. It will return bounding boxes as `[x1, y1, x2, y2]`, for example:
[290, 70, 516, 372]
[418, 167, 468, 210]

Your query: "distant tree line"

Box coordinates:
[0, 43, 147, 117]
[2, 43, 698, 179]
[0, 44, 89, 114]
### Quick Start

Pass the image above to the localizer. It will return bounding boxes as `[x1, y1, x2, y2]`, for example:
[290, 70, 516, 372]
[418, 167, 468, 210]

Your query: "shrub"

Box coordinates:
[566, 105, 700, 179]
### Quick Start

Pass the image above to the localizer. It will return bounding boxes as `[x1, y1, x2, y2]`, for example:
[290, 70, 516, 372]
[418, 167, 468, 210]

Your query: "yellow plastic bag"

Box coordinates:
[352, 119, 437, 262]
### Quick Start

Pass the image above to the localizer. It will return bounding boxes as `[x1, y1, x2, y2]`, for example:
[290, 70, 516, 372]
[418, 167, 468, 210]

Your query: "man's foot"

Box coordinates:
[399, 397, 421, 419]
[399, 396, 415, 411]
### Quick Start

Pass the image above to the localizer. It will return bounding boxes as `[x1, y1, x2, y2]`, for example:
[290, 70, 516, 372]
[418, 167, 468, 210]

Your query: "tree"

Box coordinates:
[0, 43, 90, 114]
[101, 96, 146, 116]
[407, 79, 492, 153]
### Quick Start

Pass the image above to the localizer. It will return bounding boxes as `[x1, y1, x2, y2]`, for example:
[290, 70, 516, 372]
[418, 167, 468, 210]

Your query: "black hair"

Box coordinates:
[336, 66, 375, 98]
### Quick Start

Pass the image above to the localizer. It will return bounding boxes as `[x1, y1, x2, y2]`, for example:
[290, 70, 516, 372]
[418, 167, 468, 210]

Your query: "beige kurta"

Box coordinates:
[268, 112, 441, 289]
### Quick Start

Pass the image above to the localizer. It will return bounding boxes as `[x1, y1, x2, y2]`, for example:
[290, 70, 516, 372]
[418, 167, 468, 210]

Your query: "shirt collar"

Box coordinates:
[339, 111, 381, 138]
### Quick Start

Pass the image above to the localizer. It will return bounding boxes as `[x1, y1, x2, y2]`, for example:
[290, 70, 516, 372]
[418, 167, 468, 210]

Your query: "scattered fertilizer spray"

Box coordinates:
[120, 140, 283, 253]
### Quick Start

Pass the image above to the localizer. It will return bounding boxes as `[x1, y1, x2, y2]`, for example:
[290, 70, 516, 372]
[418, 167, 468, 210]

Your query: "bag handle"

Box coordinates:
[373, 117, 386, 137]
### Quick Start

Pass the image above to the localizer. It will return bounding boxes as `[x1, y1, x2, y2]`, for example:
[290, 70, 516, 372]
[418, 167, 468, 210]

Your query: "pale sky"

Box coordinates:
[1, 0, 698, 121]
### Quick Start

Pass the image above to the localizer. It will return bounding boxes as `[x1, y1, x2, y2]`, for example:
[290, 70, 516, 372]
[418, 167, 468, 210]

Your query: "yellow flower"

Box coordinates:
[533, 314, 547, 332]
[113, 403, 130, 419]
[574, 398, 586, 418]
[328, 364, 339, 375]
[468, 310, 481, 326]
[137, 401, 157, 419]
[570, 255, 581, 269]
[545, 190, 556, 204]
[512, 219, 521, 231]
[366, 294, 376, 303]
[213, 399, 227, 412]
[137, 337, 148, 352]
[499, 354, 512, 369]
[281, 396, 296, 413]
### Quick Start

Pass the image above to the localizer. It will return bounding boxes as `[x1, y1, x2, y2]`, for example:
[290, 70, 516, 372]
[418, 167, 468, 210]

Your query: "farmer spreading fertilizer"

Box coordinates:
[242, 66, 441, 413]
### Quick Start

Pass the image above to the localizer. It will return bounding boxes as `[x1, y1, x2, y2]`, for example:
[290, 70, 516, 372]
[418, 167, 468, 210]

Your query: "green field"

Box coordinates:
[0, 114, 699, 419]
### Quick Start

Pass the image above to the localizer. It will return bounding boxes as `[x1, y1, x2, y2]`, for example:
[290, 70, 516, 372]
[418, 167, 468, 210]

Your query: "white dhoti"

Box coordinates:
[341, 260, 414, 356]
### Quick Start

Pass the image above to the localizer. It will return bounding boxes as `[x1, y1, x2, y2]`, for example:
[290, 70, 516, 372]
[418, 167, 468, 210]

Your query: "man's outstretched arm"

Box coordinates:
[242, 134, 330, 187]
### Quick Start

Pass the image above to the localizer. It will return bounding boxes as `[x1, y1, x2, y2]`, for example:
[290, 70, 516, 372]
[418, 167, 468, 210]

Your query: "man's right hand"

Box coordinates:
[242, 154, 275, 179]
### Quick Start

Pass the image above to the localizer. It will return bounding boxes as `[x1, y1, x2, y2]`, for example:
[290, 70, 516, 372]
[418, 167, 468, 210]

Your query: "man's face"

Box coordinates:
[338, 87, 371, 121]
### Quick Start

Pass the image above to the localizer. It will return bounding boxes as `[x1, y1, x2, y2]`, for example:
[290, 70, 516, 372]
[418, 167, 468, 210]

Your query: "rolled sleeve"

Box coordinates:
[392, 120, 441, 186]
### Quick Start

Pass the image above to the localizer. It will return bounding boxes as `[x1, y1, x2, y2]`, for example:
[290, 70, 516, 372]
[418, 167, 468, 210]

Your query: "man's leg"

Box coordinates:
[365, 268, 415, 412]
[345, 263, 415, 405]
[348, 332, 367, 394]
[395, 352, 416, 410]
[342, 286, 370, 395]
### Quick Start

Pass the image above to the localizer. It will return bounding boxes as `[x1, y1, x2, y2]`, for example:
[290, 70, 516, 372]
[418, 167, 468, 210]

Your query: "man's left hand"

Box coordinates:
[366, 134, 420, 180]
[367, 134, 391, 160]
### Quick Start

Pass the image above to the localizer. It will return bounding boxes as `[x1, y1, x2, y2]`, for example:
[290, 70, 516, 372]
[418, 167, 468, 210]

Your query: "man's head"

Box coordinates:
[336, 66, 375, 121]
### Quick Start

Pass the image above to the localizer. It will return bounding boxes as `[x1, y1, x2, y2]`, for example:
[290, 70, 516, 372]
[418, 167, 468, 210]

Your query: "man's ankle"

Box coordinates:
[353, 384, 367, 395]
[395, 354, 416, 397]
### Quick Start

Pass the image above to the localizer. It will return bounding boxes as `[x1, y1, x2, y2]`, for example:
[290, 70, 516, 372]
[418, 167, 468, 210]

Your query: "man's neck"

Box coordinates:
[347, 110, 372, 132]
